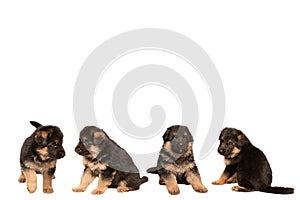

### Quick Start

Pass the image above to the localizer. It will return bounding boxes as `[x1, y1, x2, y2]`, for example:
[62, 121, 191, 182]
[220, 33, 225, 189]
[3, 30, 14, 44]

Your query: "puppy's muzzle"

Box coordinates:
[57, 149, 65, 159]
[171, 137, 188, 154]
[218, 143, 234, 157]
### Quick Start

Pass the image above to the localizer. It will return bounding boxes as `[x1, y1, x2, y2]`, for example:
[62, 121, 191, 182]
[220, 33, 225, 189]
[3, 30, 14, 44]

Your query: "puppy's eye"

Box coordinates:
[48, 143, 58, 148]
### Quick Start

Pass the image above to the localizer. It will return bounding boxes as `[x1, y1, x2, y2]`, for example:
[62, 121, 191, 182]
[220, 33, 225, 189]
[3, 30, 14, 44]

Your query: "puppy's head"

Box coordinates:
[31, 121, 65, 160]
[217, 127, 250, 159]
[75, 126, 107, 158]
[163, 125, 194, 154]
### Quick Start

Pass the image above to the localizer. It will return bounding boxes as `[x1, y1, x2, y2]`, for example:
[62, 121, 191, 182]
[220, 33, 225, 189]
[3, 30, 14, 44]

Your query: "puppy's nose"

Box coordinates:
[58, 150, 65, 158]
[75, 146, 81, 153]
[218, 147, 225, 155]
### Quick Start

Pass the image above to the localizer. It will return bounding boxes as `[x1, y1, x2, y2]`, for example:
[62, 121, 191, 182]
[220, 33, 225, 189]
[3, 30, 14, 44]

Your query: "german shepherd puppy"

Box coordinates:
[147, 125, 207, 195]
[18, 121, 65, 193]
[212, 127, 294, 194]
[73, 126, 148, 194]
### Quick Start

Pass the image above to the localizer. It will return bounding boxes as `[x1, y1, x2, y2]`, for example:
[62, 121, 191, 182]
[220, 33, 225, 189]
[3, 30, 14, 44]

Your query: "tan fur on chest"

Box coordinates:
[82, 157, 107, 172]
[23, 159, 56, 173]
[164, 162, 195, 175]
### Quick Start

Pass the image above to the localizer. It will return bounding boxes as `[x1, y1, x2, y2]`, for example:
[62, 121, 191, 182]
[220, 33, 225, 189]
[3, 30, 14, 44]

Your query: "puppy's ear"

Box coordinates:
[183, 127, 194, 142]
[236, 130, 250, 147]
[163, 128, 172, 143]
[219, 127, 229, 140]
[30, 121, 42, 129]
[93, 131, 106, 145]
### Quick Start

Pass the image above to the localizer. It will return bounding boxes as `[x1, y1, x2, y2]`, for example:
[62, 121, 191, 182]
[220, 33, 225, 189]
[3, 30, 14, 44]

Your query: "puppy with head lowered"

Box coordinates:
[212, 127, 294, 194]
[18, 121, 65, 193]
[73, 126, 148, 194]
[147, 125, 207, 195]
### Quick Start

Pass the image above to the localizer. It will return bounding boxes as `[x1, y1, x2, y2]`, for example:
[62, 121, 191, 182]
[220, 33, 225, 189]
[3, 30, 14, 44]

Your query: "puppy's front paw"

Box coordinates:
[91, 188, 106, 195]
[43, 187, 54, 193]
[72, 186, 86, 192]
[193, 184, 208, 193]
[167, 185, 180, 195]
[27, 183, 37, 193]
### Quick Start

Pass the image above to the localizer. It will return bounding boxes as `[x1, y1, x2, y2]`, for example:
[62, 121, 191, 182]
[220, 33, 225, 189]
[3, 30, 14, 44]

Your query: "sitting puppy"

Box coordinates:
[18, 121, 65, 193]
[147, 125, 207, 195]
[72, 126, 148, 194]
[212, 127, 294, 194]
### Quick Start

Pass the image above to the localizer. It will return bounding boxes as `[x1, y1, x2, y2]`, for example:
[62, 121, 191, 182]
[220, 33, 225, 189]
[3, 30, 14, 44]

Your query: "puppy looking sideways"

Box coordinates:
[18, 121, 65, 193]
[212, 127, 294, 194]
[73, 126, 148, 194]
[147, 125, 207, 195]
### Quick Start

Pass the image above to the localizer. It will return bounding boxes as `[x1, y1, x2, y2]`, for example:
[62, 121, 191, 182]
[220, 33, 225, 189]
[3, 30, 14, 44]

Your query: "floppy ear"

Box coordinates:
[162, 128, 172, 143]
[184, 127, 194, 142]
[237, 131, 250, 147]
[30, 121, 42, 129]
[93, 131, 106, 145]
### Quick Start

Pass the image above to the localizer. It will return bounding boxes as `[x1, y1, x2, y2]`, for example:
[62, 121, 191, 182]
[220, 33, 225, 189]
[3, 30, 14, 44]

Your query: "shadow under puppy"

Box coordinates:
[73, 126, 148, 194]
[212, 127, 294, 194]
[147, 125, 207, 195]
[19, 121, 65, 193]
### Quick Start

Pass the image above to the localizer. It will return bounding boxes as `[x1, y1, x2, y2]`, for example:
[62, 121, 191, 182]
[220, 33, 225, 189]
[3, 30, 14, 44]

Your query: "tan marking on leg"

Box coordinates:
[212, 171, 230, 185]
[163, 174, 180, 195]
[232, 185, 253, 192]
[159, 177, 165, 185]
[23, 169, 37, 193]
[18, 172, 25, 183]
[117, 180, 134, 192]
[227, 172, 237, 183]
[72, 167, 95, 192]
[186, 170, 208, 193]
[91, 172, 115, 195]
[43, 172, 53, 193]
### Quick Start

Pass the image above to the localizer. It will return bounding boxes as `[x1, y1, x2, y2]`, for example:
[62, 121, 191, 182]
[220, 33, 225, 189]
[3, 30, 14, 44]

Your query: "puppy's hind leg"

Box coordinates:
[232, 185, 254, 192]
[212, 165, 237, 185]
[18, 171, 25, 183]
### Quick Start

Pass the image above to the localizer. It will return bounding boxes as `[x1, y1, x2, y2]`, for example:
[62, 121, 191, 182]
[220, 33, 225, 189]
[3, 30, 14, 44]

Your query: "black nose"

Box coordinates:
[57, 150, 65, 158]
[75, 146, 82, 154]
[218, 147, 225, 155]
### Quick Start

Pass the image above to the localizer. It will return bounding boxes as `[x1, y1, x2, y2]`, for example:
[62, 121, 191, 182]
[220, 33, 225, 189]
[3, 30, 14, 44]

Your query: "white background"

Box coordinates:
[0, 0, 299, 200]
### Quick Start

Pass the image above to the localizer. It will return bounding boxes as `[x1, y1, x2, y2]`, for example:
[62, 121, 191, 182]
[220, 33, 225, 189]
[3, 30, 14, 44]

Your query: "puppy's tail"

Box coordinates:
[30, 121, 42, 128]
[261, 186, 294, 194]
[139, 176, 148, 185]
[146, 167, 158, 174]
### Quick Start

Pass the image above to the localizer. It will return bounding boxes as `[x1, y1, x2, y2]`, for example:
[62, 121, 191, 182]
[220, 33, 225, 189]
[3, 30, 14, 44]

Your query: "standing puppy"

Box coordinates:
[147, 125, 207, 195]
[18, 121, 65, 193]
[212, 127, 294, 194]
[73, 126, 148, 194]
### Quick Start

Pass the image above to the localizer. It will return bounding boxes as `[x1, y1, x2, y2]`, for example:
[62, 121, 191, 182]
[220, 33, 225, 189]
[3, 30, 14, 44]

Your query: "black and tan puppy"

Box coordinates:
[72, 126, 148, 194]
[147, 125, 207, 195]
[18, 121, 65, 193]
[212, 127, 294, 194]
